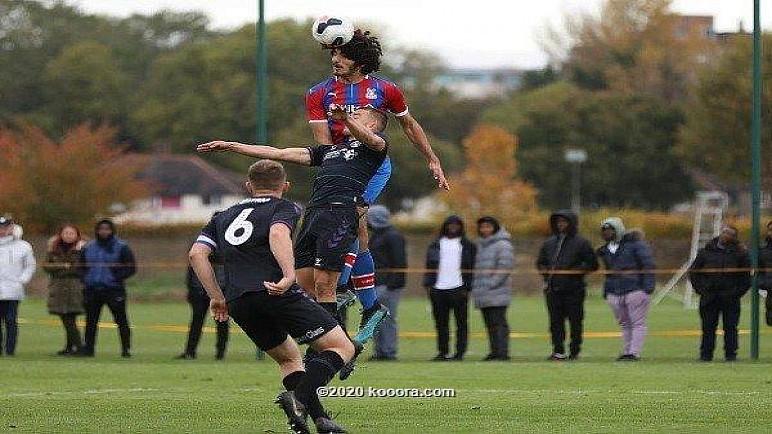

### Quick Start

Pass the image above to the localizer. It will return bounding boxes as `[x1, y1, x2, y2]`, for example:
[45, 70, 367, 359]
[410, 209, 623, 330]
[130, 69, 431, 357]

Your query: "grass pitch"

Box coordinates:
[1, 295, 771, 433]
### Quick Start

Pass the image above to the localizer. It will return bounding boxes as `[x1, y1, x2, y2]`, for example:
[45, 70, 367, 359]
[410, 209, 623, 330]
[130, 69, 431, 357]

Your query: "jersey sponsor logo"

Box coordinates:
[365, 87, 377, 100]
[322, 147, 359, 162]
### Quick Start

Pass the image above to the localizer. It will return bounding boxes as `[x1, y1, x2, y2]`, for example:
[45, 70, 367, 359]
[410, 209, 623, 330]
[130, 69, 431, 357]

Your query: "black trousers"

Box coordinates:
[185, 294, 229, 357]
[430, 288, 468, 357]
[83, 289, 131, 354]
[699, 292, 741, 359]
[481, 306, 510, 358]
[545, 289, 585, 355]
[59, 313, 82, 351]
[0, 300, 19, 355]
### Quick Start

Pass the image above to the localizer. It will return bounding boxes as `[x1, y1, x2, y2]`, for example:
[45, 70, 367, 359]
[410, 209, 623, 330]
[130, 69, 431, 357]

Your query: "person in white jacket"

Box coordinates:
[0, 216, 37, 356]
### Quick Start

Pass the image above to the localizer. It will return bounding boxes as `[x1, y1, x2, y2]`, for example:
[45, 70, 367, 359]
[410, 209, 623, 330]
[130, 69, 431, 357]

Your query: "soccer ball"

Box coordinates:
[311, 15, 355, 47]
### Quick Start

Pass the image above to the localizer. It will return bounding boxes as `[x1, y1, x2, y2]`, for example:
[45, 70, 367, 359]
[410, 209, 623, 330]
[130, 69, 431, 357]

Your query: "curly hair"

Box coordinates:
[338, 29, 383, 75]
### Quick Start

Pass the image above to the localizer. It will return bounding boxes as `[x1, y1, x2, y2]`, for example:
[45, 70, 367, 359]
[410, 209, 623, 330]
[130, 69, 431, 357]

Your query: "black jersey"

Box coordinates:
[306, 134, 388, 207]
[196, 196, 301, 302]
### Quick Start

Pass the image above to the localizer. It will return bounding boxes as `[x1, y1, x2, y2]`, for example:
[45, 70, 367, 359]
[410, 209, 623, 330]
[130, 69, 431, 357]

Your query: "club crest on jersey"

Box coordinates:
[365, 88, 377, 100]
[342, 149, 357, 161]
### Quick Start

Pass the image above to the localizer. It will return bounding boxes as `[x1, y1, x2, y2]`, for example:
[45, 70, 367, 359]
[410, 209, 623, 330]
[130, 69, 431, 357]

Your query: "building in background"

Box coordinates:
[431, 68, 523, 99]
[115, 154, 246, 224]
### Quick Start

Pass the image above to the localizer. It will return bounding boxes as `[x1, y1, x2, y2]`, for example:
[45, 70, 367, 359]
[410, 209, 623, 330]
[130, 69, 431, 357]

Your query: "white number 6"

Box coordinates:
[225, 208, 255, 245]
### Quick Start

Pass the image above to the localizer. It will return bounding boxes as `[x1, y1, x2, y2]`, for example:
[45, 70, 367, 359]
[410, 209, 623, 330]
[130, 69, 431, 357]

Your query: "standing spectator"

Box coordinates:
[536, 210, 598, 361]
[0, 216, 36, 356]
[689, 225, 751, 362]
[759, 220, 772, 327]
[80, 219, 136, 358]
[472, 216, 514, 361]
[596, 218, 655, 361]
[423, 215, 476, 361]
[44, 224, 87, 356]
[367, 205, 407, 361]
[177, 254, 229, 360]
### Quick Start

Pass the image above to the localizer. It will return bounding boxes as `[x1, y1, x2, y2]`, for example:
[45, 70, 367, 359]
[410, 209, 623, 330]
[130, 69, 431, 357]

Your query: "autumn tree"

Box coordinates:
[444, 125, 538, 227]
[0, 124, 147, 232]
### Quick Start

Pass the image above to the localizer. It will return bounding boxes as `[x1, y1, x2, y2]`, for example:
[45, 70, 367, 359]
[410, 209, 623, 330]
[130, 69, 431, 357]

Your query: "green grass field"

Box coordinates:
[2, 295, 771, 433]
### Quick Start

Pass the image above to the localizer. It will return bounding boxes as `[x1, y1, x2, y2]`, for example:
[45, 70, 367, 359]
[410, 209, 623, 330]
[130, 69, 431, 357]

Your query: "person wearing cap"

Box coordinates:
[367, 205, 406, 361]
[423, 215, 476, 361]
[80, 219, 136, 357]
[596, 218, 655, 361]
[0, 216, 36, 356]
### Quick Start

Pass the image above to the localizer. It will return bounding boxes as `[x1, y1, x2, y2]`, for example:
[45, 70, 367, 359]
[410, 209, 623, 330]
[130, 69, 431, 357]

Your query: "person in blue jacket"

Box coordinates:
[79, 219, 136, 357]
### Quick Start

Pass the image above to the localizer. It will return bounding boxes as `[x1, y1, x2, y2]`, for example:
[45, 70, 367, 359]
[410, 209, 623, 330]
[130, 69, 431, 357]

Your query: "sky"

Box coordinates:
[70, 0, 772, 69]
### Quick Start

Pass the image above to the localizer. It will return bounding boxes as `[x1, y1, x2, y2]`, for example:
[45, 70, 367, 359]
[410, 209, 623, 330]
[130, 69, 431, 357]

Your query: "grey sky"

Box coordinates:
[71, 0, 770, 68]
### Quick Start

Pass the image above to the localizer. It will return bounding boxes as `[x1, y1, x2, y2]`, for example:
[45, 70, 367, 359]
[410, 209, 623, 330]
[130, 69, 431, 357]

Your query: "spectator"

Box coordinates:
[471, 216, 514, 361]
[44, 224, 87, 356]
[80, 219, 136, 357]
[367, 205, 406, 361]
[423, 215, 476, 361]
[536, 210, 598, 361]
[596, 218, 655, 361]
[759, 220, 772, 327]
[0, 216, 36, 356]
[689, 225, 751, 362]
[177, 253, 229, 360]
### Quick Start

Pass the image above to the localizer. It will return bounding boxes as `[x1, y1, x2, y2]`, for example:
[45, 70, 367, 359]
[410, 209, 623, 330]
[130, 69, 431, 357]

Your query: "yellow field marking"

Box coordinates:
[18, 317, 770, 340]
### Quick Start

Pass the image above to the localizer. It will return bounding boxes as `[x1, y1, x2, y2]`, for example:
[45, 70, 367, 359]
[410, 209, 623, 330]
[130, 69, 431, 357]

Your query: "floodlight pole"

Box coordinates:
[564, 149, 588, 215]
[256, 0, 268, 144]
[750, 0, 762, 360]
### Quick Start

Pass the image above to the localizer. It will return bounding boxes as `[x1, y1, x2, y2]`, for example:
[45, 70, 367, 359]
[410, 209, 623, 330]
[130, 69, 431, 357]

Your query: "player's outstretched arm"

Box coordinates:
[189, 243, 228, 321]
[396, 114, 450, 190]
[264, 223, 297, 296]
[329, 104, 386, 152]
[197, 141, 312, 166]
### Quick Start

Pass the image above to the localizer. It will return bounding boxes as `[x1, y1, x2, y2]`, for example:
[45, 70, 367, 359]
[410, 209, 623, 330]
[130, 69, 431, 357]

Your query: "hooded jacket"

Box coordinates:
[471, 228, 514, 308]
[423, 215, 476, 290]
[596, 219, 656, 297]
[0, 225, 37, 300]
[536, 210, 598, 292]
[689, 237, 751, 297]
[757, 237, 772, 290]
[82, 220, 136, 291]
[368, 206, 407, 290]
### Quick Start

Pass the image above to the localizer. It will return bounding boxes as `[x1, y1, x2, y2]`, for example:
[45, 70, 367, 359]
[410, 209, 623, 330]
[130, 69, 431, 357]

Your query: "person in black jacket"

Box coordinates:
[423, 215, 476, 361]
[536, 210, 598, 361]
[758, 220, 772, 327]
[176, 252, 229, 360]
[689, 225, 751, 361]
[367, 205, 406, 361]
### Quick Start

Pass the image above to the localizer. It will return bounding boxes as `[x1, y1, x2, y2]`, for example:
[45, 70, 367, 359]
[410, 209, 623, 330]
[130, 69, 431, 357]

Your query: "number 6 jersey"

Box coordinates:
[195, 196, 301, 302]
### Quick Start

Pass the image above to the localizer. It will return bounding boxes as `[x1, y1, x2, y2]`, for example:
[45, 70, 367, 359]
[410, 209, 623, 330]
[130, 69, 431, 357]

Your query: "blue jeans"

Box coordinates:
[374, 285, 401, 358]
[0, 300, 20, 355]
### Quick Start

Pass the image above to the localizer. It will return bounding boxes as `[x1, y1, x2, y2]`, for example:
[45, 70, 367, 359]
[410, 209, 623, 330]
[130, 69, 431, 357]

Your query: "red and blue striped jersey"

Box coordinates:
[305, 75, 409, 145]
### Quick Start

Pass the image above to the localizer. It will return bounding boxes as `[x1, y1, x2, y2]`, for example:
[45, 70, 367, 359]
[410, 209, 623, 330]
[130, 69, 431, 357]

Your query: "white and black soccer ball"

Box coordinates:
[311, 15, 355, 47]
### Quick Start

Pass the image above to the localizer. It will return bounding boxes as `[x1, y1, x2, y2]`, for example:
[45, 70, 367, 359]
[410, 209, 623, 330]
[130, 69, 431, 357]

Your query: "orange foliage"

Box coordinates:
[444, 124, 539, 227]
[0, 124, 148, 232]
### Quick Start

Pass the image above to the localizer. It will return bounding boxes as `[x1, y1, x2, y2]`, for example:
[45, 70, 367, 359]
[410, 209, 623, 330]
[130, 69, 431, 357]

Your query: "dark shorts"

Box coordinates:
[295, 205, 358, 271]
[228, 289, 339, 351]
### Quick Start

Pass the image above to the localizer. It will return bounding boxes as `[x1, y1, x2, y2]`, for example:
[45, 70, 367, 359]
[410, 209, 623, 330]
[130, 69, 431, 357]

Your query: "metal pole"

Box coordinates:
[750, 0, 762, 360]
[571, 163, 581, 214]
[256, 0, 268, 144]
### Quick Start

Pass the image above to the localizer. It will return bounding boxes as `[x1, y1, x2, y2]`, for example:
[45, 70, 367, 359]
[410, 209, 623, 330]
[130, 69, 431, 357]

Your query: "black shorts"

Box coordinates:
[228, 289, 339, 351]
[294, 205, 358, 271]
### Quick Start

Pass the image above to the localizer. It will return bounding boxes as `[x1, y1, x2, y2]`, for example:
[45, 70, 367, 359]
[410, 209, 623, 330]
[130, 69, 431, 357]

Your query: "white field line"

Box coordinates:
[461, 389, 763, 396]
[4, 388, 158, 398]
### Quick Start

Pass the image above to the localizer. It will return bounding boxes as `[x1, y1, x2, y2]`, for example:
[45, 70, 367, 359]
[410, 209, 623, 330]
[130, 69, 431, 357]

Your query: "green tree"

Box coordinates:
[678, 36, 772, 189]
[483, 82, 692, 209]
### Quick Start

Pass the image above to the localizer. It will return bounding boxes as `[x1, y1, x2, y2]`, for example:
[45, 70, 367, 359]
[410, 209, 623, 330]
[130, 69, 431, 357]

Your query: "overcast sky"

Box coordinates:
[70, 0, 771, 69]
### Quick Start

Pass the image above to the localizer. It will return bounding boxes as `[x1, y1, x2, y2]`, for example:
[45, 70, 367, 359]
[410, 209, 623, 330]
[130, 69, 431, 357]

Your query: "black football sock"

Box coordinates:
[282, 371, 305, 391]
[294, 351, 345, 419]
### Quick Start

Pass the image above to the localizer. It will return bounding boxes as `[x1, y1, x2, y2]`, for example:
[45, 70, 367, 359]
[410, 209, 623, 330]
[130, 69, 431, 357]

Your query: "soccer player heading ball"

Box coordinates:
[306, 20, 450, 379]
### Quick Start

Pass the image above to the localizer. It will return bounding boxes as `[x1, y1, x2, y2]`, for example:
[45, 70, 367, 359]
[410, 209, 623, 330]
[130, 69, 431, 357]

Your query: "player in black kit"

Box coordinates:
[197, 105, 388, 324]
[189, 160, 354, 434]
